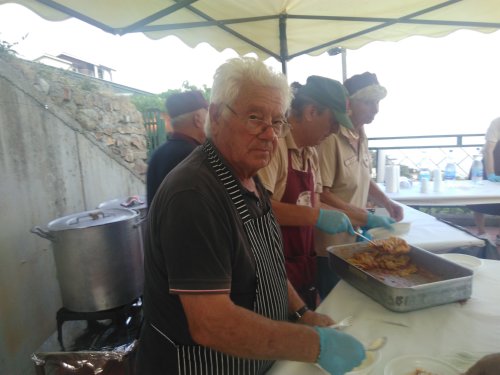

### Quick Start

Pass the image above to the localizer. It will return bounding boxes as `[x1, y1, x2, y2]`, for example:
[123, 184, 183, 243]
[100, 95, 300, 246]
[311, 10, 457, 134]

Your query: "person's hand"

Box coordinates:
[315, 209, 355, 235]
[465, 353, 500, 375]
[487, 173, 500, 182]
[314, 327, 365, 375]
[366, 212, 396, 229]
[386, 202, 404, 222]
[299, 310, 334, 327]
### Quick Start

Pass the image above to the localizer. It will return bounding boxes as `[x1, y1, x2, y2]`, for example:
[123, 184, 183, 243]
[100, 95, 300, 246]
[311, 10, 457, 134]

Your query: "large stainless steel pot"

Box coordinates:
[97, 196, 147, 246]
[31, 208, 144, 312]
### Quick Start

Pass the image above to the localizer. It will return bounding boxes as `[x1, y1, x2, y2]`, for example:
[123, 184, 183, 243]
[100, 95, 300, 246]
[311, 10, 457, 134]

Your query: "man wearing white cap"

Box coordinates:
[315, 72, 404, 298]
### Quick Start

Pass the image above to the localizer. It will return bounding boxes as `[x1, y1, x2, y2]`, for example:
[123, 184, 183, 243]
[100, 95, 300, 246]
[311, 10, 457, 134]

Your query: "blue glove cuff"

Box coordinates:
[316, 209, 325, 227]
[313, 327, 326, 363]
[487, 173, 500, 182]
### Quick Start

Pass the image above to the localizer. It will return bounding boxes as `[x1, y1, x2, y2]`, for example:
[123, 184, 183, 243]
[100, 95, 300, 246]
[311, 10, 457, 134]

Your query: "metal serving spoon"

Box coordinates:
[354, 229, 379, 247]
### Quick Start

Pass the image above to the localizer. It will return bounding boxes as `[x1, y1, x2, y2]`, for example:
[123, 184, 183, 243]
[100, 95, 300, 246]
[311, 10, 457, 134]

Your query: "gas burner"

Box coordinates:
[56, 298, 142, 350]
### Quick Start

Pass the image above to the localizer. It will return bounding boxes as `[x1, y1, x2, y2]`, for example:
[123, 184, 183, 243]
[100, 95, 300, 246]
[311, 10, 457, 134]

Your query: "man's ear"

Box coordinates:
[193, 109, 206, 128]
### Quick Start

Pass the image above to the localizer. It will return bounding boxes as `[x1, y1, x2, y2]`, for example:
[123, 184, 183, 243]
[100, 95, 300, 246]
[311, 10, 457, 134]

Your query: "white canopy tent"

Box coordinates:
[2, 0, 500, 73]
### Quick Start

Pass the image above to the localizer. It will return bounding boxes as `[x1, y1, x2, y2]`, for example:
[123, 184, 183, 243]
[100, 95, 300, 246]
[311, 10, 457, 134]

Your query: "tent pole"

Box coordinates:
[341, 48, 347, 81]
[279, 14, 288, 76]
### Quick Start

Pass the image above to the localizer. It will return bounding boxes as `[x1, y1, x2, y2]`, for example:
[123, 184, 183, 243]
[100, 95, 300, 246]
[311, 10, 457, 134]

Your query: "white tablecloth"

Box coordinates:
[376, 205, 484, 251]
[268, 259, 500, 375]
[379, 180, 500, 206]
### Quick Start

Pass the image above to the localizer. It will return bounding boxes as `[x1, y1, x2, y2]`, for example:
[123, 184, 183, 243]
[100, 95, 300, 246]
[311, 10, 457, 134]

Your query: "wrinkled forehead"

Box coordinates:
[233, 83, 288, 115]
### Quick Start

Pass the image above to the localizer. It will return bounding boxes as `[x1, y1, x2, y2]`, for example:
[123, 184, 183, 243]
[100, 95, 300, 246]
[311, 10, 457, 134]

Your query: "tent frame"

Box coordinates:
[34, 0, 500, 73]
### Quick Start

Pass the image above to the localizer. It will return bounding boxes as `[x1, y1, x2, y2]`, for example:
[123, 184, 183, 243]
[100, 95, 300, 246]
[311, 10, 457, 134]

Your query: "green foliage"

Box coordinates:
[131, 81, 211, 113]
[131, 95, 165, 112]
[0, 39, 18, 56]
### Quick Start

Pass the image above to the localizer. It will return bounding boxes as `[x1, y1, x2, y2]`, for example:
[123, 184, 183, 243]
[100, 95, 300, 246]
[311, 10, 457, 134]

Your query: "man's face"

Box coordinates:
[302, 107, 339, 147]
[210, 84, 285, 179]
[350, 98, 380, 126]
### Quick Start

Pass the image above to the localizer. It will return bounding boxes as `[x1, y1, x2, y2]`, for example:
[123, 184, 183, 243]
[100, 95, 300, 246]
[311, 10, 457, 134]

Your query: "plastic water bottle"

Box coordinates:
[443, 150, 456, 181]
[471, 155, 484, 184]
[418, 153, 432, 182]
[433, 168, 442, 192]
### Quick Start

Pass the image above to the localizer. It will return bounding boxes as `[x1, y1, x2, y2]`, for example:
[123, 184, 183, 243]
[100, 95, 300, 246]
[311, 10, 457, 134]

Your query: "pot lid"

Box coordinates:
[97, 195, 147, 210]
[47, 208, 138, 231]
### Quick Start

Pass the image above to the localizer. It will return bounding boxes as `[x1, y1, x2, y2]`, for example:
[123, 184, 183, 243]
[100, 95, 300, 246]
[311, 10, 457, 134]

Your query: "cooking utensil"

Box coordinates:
[365, 336, 387, 351]
[354, 230, 379, 247]
[329, 315, 353, 330]
[380, 320, 409, 328]
[31, 208, 144, 312]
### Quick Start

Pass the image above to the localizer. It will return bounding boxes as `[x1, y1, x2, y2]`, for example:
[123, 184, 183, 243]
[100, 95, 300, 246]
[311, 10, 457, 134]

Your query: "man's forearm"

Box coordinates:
[271, 199, 319, 226]
[180, 294, 320, 363]
[320, 189, 367, 226]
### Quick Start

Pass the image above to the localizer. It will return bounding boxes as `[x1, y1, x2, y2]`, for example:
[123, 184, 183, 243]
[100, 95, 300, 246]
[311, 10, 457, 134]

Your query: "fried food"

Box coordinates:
[369, 236, 410, 254]
[348, 237, 417, 277]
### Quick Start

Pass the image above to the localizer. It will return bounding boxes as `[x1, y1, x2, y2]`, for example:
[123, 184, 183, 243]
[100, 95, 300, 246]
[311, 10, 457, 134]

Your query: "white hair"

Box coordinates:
[205, 57, 291, 136]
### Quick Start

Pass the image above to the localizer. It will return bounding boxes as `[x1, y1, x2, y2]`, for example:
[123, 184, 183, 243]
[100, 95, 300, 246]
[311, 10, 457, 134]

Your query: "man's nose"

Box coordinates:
[258, 124, 277, 139]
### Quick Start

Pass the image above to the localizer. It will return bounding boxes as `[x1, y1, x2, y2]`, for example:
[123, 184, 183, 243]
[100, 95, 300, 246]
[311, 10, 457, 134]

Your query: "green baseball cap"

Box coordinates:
[301, 75, 353, 130]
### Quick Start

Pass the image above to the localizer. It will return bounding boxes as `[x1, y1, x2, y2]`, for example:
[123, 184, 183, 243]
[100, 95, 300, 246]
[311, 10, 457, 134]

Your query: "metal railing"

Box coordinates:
[143, 109, 167, 158]
[368, 133, 485, 180]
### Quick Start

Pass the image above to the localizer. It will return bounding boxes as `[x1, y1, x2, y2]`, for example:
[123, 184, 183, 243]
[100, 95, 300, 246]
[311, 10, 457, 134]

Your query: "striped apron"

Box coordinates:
[153, 141, 289, 375]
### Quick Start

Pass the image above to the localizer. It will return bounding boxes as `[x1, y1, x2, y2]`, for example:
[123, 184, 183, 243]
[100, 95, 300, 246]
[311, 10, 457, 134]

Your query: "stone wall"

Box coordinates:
[9, 56, 148, 179]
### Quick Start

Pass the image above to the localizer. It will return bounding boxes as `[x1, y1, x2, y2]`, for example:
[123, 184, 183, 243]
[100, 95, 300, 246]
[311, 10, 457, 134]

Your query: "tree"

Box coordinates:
[131, 81, 211, 113]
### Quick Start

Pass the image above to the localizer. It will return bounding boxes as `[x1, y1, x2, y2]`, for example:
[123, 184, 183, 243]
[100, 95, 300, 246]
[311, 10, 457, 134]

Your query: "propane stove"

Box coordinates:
[56, 298, 142, 350]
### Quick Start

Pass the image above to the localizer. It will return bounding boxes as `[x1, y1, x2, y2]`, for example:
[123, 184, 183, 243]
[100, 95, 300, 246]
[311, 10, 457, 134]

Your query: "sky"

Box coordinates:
[2, 3, 500, 138]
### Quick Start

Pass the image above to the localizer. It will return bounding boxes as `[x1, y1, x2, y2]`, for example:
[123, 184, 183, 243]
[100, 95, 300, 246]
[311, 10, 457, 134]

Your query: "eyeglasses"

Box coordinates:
[225, 104, 291, 138]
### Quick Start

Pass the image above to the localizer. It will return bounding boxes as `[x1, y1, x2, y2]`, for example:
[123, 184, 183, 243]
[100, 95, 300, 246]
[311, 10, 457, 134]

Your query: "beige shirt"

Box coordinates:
[314, 126, 371, 256]
[259, 133, 322, 202]
[486, 118, 500, 143]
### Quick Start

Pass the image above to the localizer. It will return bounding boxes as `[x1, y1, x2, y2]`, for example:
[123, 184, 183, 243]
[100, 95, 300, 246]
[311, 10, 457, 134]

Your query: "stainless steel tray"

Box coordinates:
[327, 242, 473, 312]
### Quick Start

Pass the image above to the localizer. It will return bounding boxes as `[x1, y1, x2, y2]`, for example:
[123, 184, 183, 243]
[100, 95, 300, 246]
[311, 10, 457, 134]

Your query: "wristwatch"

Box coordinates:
[289, 305, 309, 322]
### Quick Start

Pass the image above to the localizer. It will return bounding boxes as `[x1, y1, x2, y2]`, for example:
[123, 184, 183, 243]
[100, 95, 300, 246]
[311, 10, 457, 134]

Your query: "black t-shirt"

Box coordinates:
[146, 133, 201, 207]
[142, 144, 270, 345]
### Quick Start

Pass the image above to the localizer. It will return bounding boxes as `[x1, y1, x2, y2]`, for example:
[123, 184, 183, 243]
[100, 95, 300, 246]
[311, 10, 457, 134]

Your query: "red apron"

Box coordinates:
[280, 150, 318, 308]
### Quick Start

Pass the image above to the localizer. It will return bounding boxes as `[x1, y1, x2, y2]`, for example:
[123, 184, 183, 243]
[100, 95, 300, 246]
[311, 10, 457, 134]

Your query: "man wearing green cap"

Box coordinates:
[315, 72, 404, 299]
[258, 75, 356, 310]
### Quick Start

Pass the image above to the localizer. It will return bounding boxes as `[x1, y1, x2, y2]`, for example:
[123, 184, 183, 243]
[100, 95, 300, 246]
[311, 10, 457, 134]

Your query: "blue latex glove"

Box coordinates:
[366, 212, 396, 230]
[487, 173, 500, 182]
[315, 209, 355, 235]
[314, 327, 366, 375]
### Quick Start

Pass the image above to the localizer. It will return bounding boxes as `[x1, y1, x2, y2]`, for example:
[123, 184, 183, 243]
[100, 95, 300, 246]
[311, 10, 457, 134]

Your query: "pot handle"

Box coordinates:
[31, 226, 55, 241]
[133, 216, 148, 229]
[68, 210, 106, 225]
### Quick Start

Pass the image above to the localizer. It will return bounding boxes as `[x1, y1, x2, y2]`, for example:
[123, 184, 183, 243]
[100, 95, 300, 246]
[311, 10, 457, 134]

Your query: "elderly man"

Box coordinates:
[146, 90, 208, 206]
[315, 72, 404, 298]
[136, 57, 365, 375]
[258, 76, 356, 309]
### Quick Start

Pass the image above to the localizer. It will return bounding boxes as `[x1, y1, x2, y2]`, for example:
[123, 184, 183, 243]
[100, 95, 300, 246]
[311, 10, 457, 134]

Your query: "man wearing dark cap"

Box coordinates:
[258, 75, 356, 309]
[315, 72, 404, 298]
[146, 90, 208, 206]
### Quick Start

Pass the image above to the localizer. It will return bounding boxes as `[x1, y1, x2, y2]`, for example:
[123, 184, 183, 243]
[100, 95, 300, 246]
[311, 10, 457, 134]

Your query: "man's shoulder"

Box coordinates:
[486, 118, 500, 141]
[165, 150, 215, 189]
